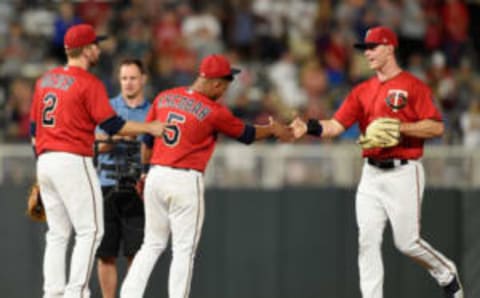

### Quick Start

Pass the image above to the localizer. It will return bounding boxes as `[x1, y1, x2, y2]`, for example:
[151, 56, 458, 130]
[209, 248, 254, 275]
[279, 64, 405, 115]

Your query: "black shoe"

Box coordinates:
[443, 275, 463, 298]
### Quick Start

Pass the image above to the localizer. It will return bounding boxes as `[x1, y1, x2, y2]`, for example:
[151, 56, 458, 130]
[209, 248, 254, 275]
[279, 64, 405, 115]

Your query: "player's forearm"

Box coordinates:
[253, 125, 275, 140]
[319, 119, 345, 138]
[118, 121, 166, 137]
[399, 119, 444, 139]
[118, 121, 147, 136]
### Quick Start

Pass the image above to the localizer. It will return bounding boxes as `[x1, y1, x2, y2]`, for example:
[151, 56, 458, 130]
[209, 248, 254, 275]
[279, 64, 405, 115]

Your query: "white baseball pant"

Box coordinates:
[356, 159, 457, 298]
[121, 165, 205, 298]
[37, 152, 104, 298]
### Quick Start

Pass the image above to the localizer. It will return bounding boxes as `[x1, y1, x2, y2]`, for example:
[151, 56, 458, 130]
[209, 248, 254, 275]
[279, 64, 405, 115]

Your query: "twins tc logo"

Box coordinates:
[385, 89, 408, 112]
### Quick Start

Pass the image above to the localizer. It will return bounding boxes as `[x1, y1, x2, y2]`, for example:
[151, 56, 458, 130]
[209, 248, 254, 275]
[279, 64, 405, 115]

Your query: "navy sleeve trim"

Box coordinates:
[30, 122, 36, 137]
[236, 124, 256, 145]
[142, 134, 154, 148]
[99, 115, 126, 136]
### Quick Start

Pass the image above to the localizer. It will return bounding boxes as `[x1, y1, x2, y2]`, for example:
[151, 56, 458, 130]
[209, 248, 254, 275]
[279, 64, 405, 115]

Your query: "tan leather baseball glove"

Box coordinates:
[26, 182, 46, 222]
[358, 117, 401, 149]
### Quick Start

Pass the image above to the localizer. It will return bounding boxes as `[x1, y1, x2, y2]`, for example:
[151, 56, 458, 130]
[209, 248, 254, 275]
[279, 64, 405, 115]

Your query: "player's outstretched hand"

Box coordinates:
[269, 117, 295, 142]
[290, 117, 307, 139]
[147, 121, 170, 137]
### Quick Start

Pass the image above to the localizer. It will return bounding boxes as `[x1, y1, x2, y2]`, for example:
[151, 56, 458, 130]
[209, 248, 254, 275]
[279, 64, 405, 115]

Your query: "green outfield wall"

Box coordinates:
[1, 185, 477, 298]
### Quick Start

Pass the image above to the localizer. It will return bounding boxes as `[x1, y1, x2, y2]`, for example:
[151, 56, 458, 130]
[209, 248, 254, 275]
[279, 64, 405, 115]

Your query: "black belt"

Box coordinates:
[159, 165, 200, 173]
[367, 158, 408, 169]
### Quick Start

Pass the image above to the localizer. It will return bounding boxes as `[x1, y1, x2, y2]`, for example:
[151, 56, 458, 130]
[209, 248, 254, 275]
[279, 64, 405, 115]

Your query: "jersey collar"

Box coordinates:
[115, 94, 149, 109]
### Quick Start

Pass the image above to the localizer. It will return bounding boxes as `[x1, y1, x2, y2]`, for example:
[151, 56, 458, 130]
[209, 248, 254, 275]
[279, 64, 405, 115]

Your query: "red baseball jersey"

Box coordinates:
[30, 66, 116, 156]
[146, 87, 246, 172]
[334, 71, 442, 159]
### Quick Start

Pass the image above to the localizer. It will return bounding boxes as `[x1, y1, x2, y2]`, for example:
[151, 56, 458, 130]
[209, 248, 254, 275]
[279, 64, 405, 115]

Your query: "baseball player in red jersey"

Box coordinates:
[120, 54, 292, 298]
[29, 24, 166, 298]
[291, 27, 463, 298]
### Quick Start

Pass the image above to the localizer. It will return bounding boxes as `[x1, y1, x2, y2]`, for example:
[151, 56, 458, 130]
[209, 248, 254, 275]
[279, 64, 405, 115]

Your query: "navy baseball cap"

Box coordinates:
[64, 24, 108, 49]
[199, 54, 241, 81]
[354, 26, 398, 50]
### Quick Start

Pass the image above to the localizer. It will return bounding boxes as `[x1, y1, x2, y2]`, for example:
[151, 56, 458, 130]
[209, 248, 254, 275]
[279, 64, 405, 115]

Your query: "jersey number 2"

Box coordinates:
[163, 112, 185, 147]
[42, 93, 58, 127]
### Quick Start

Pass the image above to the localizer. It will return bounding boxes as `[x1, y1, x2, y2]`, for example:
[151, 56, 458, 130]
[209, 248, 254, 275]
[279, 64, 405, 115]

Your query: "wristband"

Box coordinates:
[142, 164, 150, 174]
[306, 119, 323, 136]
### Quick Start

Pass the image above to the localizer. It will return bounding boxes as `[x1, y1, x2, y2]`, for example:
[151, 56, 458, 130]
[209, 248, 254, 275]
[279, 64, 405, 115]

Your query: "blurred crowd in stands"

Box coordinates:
[1, 0, 480, 147]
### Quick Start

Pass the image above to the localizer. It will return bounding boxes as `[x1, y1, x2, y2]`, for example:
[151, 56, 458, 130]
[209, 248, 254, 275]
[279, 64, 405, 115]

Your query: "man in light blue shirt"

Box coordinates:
[95, 58, 151, 298]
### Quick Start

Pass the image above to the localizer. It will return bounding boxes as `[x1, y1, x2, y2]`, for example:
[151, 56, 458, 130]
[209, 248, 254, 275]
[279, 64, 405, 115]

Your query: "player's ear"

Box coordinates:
[387, 44, 395, 55]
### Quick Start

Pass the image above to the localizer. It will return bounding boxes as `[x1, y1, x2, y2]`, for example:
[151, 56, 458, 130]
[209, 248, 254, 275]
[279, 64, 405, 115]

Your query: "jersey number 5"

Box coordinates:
[163, 112, 185, 147]
[42, 93, 58, 127]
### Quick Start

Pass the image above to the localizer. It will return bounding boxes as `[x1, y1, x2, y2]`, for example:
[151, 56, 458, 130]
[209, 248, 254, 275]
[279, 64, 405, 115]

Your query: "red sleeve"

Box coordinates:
[211, 105, 245, 138]
[85, 79, 116, 124]
[333, 87, 363, 129]
[414, 84, 443, 121]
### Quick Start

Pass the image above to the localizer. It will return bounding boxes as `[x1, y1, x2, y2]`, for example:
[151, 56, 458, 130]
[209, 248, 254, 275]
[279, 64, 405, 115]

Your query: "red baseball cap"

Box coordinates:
[199, 54, 241, 81]
[64, 24, 108, 49]
[354, 26, 398, 50]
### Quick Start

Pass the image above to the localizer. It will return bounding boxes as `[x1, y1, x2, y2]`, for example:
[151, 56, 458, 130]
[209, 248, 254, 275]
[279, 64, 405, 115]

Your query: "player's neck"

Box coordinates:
[67, 57, 89, 71]
[376, 59, 402, 82]
[190, 79, 215, 99]
[123, 95, 144, 108]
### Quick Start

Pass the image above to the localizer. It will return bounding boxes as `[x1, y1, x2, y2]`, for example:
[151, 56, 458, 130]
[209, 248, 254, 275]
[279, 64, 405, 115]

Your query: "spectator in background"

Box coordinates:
[50, 1, 83, 61]
[0, 2, 14, 40]
[428, 51, 459, 143]
[406, 52, 428, 82]
[460, 98, 480, 148]
[424, 0, 443, 52]
[398, 0, 426, 65]
[152, 9, 182, 57]
[300, 59, 332, 120]
[181, 5, 224, 59]
[251, 0, 288, 61]
[455, 57, 479, 118]
[441, 0, 469, 67]
[1, 22, 29, 78]
[354, 6, 379, 41]
[222, 50, 264, 122]
[95, 36, 119, 96]
[77, 0, 113, 30]
[118, 19, 151, 62]
[0, 0, 479, 147]
[267, 49, 308, 119]
[228, 1, 256, 59]
[4, 78, 32, 141]
[323, 29, 349, 87]
[376, 0, 402, 31]
[149, 56, 177, 93]
[285, 0, 318, 61]
[170, 50, 197, 86]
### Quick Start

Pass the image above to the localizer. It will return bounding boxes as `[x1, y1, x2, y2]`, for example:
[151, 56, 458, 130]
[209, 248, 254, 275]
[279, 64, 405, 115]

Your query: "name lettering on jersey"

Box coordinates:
[158, 95, 211, 121]
[385, 89, 408, 112]
[40, 73, 75, 91]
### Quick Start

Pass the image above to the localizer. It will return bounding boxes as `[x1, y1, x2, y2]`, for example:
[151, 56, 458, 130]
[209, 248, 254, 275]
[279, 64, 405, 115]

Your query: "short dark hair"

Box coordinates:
[65, 45, 87, 58]
[119, 58, 146, 74]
